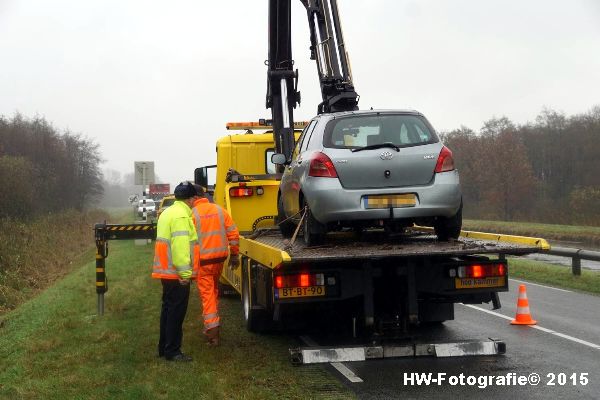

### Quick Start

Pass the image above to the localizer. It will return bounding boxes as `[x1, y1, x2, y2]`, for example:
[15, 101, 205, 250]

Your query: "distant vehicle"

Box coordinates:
[137, 199, 156, 218]
[157, 195, 176, 218]
[149, 183, 171, 201]
[278, 110, 463, 245]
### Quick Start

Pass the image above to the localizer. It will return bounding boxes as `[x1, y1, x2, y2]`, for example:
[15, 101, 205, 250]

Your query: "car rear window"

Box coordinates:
[324, 114, 438, 149]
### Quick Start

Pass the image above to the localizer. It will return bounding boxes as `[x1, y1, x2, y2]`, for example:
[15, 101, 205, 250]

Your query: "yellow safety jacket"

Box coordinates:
[152, 200, 198, 280]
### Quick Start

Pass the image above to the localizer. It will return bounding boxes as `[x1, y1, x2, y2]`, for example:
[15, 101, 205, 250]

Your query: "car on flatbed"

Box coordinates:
[277, 110, 462, 245]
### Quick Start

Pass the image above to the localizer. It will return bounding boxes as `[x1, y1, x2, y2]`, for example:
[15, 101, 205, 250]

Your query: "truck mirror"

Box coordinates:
[194, 167, 208, 188]
[271, 153, 287, 165]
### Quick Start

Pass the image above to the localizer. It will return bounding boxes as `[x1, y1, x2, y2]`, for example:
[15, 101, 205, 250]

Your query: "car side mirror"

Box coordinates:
[271, 153, 287, 165]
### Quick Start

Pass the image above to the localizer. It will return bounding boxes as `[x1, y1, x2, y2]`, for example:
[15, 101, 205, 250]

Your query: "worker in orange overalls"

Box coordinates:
[191, 185, 239, 346]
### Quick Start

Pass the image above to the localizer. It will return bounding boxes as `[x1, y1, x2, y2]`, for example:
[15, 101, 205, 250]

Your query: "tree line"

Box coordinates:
[0, 113, 103, 218]
[442, 106, 600, 225]
[2, 108, 599, 225]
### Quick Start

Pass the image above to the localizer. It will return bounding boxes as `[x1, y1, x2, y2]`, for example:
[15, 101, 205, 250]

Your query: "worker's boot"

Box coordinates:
[205, 327, 220, 346]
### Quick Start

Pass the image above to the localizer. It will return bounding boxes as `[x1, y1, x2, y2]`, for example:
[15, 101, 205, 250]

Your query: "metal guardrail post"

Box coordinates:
[572, 256, 581, 276]
[545, 246, 600, 276]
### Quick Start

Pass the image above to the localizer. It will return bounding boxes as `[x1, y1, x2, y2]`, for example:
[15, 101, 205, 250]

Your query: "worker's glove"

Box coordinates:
[178, 269, 192, 284]
[228, 256, 240, 271]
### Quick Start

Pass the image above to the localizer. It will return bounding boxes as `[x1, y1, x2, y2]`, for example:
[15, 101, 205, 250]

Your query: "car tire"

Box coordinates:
[277, 195, 295, 238]
[302, 198, 326, 246]
[434, 200, 463, 241]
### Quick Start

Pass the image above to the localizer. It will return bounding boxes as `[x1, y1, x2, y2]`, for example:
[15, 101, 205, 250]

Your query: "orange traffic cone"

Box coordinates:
[511, 284, 537, 325]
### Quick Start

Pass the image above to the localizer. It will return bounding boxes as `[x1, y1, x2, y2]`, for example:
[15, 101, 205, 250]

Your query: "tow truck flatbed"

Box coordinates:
[239, 228, 549, 268]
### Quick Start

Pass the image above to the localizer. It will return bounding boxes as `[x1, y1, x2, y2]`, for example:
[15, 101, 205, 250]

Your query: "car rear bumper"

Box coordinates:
[305, 170, 462, 224]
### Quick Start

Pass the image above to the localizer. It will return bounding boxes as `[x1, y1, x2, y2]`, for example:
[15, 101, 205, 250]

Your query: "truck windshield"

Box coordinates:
[161, 198, 175, 207]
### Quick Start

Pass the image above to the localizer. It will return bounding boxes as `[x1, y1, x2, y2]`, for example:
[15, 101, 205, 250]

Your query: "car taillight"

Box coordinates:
[229, 187, 253, 197]
[274, 273, 325, 288]
[434, 146, 455, 173]
[308, 152, 338, 178]
[456, 263, 506, 278]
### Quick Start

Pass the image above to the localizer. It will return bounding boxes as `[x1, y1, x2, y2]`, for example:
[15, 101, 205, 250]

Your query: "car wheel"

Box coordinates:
[434, 200, 463, 241]
[302, 198, 326, 246]
[277, 195, 295, 238]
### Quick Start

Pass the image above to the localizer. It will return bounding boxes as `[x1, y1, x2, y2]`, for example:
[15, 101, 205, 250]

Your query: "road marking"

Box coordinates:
[462, 304, 513, 321]
[330, 362, 364, 383]
[299, 335, 364, 383]
[462, 304, 600, 350]
[509, 278, 572, 293]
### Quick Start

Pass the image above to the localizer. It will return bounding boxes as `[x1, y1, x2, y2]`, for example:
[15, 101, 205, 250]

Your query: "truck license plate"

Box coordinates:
[363, 194, 416, 209]
[455, 276, 506, 289]
[276, 286, 325, 299]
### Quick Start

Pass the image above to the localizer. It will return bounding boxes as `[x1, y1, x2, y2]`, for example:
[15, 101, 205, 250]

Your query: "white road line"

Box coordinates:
[299, 335, 364, 383]
[462, 304, 600, 350]
[330, 362, 364, 383]
[509, 278, 572, 293]
[462, 304, 513, 321]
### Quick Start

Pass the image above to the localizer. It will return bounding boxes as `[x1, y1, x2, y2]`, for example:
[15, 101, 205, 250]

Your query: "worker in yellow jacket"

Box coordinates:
[152, 181, 200, 362]
[191, 185, 239, 346]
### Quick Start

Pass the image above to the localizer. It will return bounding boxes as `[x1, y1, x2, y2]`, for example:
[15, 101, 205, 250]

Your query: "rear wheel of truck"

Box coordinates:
[434, 201, 463, 241]
[302, 198, 325, 246]
[277, 195, 295, 238]
[242, 261, 270, 333]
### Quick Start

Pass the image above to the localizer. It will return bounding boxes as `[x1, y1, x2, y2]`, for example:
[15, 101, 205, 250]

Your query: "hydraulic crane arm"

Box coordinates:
[301, 0, 359, 114]
[266, 0, 359, 164]
[266, 0, 300, 165]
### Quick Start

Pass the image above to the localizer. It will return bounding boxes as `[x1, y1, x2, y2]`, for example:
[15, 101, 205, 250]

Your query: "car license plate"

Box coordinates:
[276, 286, 325, 299]
[363, 194, 417, 209]
[455, 276, 506, 289]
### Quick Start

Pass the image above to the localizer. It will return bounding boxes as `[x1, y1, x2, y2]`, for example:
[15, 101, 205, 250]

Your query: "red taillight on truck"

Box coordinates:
[229, 187, 253, 197]
[274, 273, 325, 288]
[308, 152, 338, 178]
[456, 263, 506, 278]
[434, 146, 455, 173]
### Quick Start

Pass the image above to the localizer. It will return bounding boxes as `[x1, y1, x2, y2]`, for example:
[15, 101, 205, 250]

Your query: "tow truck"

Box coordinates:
[94, 0, 549, 364]
[192, 0, 549, 364]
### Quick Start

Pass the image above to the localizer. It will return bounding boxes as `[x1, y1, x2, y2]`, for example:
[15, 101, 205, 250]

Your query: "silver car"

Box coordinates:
[277, 110, 462, 245]
[137, 199, 156, 218]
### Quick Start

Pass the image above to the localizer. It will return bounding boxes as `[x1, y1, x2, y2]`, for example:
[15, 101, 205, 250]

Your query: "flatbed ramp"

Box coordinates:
[244, 228, 548, 263]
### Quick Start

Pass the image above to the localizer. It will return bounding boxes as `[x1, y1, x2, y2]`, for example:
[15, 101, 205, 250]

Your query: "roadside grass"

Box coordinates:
[0, 239, 353, 399]
[463, 219, 600, 246]
[0, 209, 114, 314]
[509, 258, 600, 295]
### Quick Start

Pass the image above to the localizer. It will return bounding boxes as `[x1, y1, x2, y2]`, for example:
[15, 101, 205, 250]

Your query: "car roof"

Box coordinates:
[319, 109, 425, 120]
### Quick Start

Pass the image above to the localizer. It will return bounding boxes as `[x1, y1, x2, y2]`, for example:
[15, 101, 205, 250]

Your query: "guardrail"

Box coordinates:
[545, 247, 600, 276]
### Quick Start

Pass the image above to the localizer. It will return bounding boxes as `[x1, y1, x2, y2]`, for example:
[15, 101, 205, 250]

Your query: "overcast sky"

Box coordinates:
[1, 0, 599, 188]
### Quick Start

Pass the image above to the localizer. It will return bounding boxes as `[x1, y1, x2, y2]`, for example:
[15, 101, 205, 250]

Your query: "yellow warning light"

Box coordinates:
[225, 121, 309, 130]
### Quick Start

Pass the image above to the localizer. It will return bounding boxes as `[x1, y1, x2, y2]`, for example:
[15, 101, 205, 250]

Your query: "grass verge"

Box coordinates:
[509, 258, 600, 295]
[0, 239, 353, 399]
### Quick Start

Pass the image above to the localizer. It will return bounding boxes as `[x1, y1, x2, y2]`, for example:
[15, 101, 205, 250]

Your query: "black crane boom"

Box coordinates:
[266, 0, 359, 164]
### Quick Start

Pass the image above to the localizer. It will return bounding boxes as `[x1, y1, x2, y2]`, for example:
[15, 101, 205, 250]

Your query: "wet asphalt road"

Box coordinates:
[309, 278, 600, 399]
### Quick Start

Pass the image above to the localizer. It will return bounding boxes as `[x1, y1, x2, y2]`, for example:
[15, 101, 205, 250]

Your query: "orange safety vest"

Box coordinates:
[191, 198, 239, 268]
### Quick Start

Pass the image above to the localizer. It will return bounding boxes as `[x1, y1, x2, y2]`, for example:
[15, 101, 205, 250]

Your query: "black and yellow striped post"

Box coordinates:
[93, 221, 156, 316]
[94, 223, 109, 316]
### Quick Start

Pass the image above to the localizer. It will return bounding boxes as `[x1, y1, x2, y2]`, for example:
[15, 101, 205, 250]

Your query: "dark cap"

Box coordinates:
[174, 181, 199, 199]
[192, 184, 205, 197]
